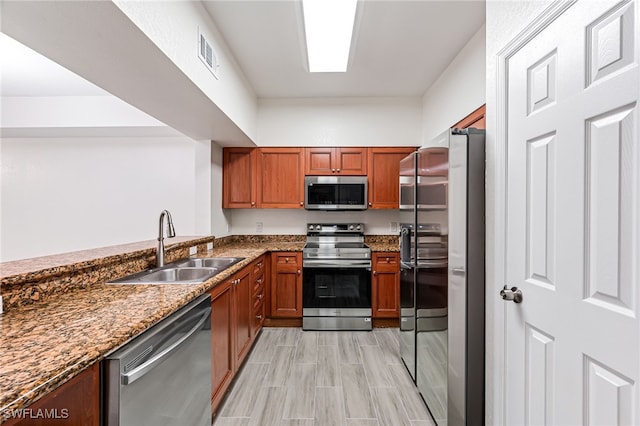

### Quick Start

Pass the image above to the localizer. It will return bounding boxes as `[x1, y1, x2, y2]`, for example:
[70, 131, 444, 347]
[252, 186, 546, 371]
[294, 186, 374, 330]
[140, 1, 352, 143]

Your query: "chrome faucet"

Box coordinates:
[157, 210, 176, 267]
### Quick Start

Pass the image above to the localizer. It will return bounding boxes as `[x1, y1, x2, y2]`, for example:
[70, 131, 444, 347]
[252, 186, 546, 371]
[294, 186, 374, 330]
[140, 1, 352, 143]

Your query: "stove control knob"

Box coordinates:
[315, 225, 321, 230]
[349, 224, 355, 230]
[309, 224, 314, 231]
[356, 225, 361, 231]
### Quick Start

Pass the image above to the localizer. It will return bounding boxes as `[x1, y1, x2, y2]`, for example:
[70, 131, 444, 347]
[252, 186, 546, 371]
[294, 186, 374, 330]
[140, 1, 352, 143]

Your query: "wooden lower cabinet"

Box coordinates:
[3, 363, 100, 426]
[270, 252, 303, 318]
[209, 279, 234, 416]
[372, 253, 400, 318]
[232, 267, 253, 369]
[251, 256, 267, 336]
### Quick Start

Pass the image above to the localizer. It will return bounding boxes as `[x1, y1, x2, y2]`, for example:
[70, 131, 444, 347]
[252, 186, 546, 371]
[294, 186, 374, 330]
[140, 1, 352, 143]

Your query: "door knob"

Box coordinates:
[500, 285, 523, 303]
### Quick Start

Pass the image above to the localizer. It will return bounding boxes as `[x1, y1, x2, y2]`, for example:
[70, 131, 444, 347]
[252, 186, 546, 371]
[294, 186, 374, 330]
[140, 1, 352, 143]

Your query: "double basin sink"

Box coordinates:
[109, 257, 245, 284]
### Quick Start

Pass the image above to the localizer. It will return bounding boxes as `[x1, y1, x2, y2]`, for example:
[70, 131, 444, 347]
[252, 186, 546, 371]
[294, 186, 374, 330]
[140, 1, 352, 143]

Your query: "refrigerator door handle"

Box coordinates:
[451, 267, 466, 275]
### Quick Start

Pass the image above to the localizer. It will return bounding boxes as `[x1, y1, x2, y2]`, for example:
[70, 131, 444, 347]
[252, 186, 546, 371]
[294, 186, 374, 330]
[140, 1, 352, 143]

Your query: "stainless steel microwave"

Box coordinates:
[304, 176, 368, 210]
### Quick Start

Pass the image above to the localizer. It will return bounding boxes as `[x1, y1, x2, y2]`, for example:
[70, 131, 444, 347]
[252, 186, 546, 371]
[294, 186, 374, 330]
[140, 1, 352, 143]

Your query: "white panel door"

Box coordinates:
[503, 0, 639, 424]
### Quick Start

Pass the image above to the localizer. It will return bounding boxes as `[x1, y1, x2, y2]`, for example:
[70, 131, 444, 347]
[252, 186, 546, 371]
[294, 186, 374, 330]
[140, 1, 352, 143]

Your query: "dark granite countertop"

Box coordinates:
[0, 236, 397, 419]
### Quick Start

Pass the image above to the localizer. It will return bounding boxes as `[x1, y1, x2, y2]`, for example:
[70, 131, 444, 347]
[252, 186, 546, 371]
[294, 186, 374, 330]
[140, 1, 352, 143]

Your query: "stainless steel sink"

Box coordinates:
[174, 257, 244, 269]
[108, 257, 245, 284]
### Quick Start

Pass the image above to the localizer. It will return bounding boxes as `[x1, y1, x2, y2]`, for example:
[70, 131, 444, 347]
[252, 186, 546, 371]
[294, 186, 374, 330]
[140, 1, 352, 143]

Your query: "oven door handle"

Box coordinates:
[303, 260, 372, 269]
[121, 306, 211, 385]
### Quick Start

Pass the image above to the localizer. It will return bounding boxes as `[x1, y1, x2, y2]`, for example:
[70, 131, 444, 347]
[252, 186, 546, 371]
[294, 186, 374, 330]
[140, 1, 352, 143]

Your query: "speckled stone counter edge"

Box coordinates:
[0, 234, 398, 419]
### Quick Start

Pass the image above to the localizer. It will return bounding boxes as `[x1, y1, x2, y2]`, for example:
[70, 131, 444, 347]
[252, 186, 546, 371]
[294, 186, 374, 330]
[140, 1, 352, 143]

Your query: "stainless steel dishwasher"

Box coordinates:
[103, 294, 211, 426]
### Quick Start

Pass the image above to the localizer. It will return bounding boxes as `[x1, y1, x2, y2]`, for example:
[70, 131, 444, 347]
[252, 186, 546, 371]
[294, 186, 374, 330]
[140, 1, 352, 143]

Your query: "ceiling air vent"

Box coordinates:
[198, 27, 219, 79]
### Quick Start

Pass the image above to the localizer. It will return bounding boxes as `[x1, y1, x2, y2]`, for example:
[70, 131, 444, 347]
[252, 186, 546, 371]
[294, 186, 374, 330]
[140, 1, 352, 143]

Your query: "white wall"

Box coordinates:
[113, 0, 258, 143]
[230, 209, 403, 236]
[0, 135, 212, 262]
[257, 97, 422, 147]
[421, 25, 486, 146]
[484, 1, 553, 424]
[210, 142, 232, 237]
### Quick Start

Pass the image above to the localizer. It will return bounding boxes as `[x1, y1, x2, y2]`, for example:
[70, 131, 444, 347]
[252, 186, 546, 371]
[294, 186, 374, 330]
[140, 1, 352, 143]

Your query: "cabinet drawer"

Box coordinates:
[274, 253, 300, 266]
[252, 300, 265, 333]
[253, 272, 265, 296]
[373, 253, 399, 271]
[253, 256, 266, 276]
[253, 284, 266, 310]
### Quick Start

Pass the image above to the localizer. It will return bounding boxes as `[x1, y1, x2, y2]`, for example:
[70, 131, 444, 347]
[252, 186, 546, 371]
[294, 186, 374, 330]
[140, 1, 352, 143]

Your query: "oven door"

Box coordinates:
[302, 265, 371, 312]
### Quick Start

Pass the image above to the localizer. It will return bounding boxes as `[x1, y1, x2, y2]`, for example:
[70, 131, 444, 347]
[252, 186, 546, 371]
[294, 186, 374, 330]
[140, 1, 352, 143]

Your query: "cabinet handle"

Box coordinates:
[297, 269, 301, 275]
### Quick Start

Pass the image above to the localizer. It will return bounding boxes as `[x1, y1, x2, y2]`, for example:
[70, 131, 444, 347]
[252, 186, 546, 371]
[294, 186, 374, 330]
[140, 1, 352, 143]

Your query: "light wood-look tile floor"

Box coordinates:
[213, 327, 435, 426]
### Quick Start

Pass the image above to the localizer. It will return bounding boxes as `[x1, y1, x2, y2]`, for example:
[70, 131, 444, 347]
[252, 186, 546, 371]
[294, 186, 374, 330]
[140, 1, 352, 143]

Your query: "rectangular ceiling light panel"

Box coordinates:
[302, 0, 357, 73]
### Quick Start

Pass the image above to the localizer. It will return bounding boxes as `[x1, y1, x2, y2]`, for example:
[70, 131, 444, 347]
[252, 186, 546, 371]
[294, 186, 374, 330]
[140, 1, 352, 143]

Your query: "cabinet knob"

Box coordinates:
[336, 168, 341, 172]
[332, 168, 336, 173]
[251, 201, 255, 206]
[300, 201, 304, 206]
[256, 278, 263, 284]
[297, 269, 301, 275]
[373, 271, 377, 276]
[386, 257, 390, 263]
[368, 202, 372, 206]
[285, 258, 289, 263]
[257, 293, 263, 300]
[256, 314, 263, 320]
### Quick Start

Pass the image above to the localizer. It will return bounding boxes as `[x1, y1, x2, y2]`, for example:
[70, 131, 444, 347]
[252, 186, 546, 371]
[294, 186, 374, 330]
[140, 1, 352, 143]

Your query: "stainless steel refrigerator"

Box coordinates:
[399, 128, 485, 426]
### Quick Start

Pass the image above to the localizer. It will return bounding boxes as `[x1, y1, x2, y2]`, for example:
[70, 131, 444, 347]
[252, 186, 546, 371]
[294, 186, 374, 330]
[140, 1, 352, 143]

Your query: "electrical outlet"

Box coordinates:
[390, 222, 398, 232]
[189, 246, 198, 255]
[256, 222, 263, 233]
[207, 242, 213, 250]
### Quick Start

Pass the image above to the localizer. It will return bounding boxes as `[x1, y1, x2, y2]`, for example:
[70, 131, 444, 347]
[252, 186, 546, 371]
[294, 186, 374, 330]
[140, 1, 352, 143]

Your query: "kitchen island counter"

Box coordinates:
[0, 239, 304, 420]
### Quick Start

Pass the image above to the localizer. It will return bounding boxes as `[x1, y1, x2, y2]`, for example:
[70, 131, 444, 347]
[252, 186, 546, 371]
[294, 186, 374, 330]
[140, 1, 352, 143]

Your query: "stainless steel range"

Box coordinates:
[302, 223, 372, 331]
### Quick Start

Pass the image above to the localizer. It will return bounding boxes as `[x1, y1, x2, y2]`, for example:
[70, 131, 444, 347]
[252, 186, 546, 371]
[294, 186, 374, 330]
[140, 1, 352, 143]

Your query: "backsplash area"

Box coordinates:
[229, 208, 402, 235]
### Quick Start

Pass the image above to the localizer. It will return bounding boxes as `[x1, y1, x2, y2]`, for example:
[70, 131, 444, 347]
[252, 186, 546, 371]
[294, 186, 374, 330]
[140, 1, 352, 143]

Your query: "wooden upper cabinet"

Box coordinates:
[367, 147, 416, 209]
[257, 148, 305, 208]
[305, 147, 367, 175]
[223, 148, 256, 208]
[453, 104, 486, 130]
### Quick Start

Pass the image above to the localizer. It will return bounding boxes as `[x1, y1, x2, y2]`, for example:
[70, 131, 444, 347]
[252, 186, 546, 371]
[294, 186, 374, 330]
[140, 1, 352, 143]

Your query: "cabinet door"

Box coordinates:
[209, 280, 233, 414]
[335, 147, 367, 175]
[452, 104, 486, 130]
[367, 147, 416, 209]
[223, 148, 256, 208]
[3, 363, 100, 426]
[270, 252, 302, 317]
[305, 147, 334, 175]
[372, 253, 400, 318]
[233, 268, 252, 367]
[256, 148, 305, 208]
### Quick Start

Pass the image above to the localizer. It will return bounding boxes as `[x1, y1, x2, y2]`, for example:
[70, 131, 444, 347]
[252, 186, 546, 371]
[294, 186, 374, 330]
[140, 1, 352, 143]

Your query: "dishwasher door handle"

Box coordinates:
[121, 306, 211, 385]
